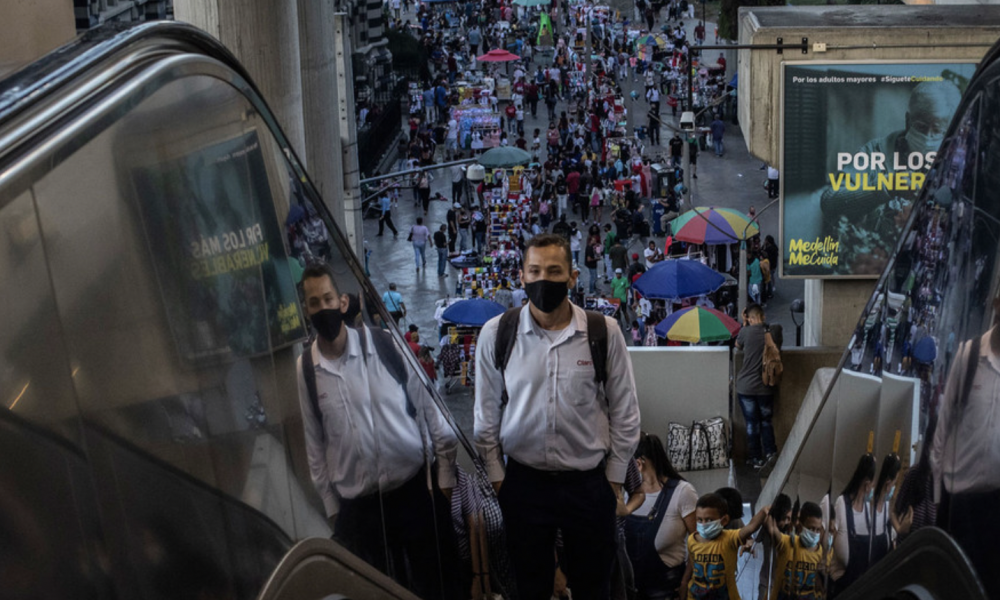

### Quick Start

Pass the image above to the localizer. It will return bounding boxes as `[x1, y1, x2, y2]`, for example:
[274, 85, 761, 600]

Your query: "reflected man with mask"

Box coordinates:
[297, 263, 460, 598]
[931, 293, 1000, 600]
[820, 81, 961, 274]
[475, 234, 641, 600]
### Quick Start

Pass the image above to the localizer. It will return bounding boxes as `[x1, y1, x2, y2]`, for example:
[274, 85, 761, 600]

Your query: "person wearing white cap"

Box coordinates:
[611, 267, 630, 303]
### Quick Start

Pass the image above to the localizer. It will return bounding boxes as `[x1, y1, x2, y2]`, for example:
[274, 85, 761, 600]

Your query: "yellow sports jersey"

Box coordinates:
[767, 533, 794, 600]
[773, 534, 826, 600]
[687, 530, 742, 600]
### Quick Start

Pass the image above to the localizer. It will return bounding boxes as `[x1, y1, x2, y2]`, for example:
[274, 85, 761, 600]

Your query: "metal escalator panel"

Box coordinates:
[1, 21, 509, 600]
[836, 528, 986, 600]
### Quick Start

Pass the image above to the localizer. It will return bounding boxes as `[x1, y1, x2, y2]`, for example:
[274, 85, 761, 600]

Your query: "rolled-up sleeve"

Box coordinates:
[603, 317, 641, 483]
[297, 354, 339, 516]
[474, 318, 507, 482]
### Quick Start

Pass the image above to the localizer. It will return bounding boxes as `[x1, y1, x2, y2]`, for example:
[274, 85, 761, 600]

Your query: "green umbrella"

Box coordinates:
[477, 147, 532, 168]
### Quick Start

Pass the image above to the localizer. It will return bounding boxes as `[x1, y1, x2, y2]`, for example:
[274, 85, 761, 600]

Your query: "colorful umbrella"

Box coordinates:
[632, 259, 725, 301]
[634, 34, 666, 48]
[671, 207, 759, 245]
[441, 298, 505, 327]
[654, 306, 741, 343]
[477, 49, 521, 62]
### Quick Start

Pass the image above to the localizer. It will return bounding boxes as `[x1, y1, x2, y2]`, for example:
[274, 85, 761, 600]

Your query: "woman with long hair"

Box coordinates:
[625, 433, 698, 600]
[831, 453, 883, 596]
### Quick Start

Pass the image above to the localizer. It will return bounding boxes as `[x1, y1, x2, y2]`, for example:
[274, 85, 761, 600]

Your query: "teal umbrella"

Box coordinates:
[477, 147, 532, 168]
[513, 0, 551, 6]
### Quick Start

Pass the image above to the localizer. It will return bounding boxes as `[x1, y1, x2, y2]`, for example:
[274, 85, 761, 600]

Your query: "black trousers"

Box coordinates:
[499, 459, 618, 600]
[939, 488, 1000, 599]
[337, 469, 461, 599]
[378, 210, 398, 235]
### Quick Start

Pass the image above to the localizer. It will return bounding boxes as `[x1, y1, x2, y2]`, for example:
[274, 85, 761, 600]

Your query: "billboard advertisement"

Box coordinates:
[133, 130, 307, 362]
[781, 61, 976, 278]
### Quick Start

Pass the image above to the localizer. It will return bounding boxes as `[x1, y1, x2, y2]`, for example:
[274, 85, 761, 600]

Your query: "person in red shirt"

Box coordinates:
[417, 346, 437, 382]
[407, 331, 422, 355]
[566, 167, 581, 214]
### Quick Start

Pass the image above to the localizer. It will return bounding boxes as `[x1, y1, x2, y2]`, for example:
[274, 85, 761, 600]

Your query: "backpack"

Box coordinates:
[302, 327, 416, 442]
[762, 327, 783, 387]
[494, 307, 608, 408]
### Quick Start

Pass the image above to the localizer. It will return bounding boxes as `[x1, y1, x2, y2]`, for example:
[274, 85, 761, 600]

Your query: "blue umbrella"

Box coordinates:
[441, 298, 505, 327]
[632, 259, 725, 301]
[913, 336, 938, 364]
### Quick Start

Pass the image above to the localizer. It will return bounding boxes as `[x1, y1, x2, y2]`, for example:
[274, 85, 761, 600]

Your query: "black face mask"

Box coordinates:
[310, 309, 344, 341]
[525, 279, 569, 313]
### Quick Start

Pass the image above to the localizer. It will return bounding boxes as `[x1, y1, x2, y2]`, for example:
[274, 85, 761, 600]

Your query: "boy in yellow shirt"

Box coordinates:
[766, 501, 828, 600]
[682, 493, 770, 599]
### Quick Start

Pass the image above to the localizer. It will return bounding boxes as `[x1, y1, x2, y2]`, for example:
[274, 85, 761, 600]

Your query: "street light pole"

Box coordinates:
[738, 196, 780, 318]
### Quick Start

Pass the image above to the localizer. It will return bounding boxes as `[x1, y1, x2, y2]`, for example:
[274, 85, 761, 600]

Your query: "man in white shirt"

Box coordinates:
[931, 300, 1000, 600]
[644, 240, 662, 270]
[298, 263, 460, 598]
[451, 160, 465, 204]
[475, 234, 641, 600]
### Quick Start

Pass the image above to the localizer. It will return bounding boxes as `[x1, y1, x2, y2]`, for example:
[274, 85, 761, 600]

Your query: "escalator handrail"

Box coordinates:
[0, 21, 255, 127]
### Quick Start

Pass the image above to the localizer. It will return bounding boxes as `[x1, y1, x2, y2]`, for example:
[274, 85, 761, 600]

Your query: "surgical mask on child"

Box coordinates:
[800, 529, 821, 549]
[697, 520, 724, 540]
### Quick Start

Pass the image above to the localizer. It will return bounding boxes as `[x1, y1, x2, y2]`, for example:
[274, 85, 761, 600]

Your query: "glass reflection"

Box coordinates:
[818, 62, 1000, 596]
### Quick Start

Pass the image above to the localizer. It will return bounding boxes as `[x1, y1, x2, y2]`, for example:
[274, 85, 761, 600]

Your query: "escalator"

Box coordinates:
[0, 21, 508, 600]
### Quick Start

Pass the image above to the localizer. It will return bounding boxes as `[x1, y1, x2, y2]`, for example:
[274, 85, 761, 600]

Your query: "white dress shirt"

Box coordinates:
[474, 304, 641, 484]
[298, 327, 458, 516]
[932, 330, 1000, 496]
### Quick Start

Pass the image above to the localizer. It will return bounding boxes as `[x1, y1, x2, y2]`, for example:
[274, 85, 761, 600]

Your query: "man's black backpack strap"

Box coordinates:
[359, 327, 418, 418]
[585, 310, 609, 386]
[303, 345, 323, 436]
[959, 335, 981, 409]
[494, 308, 523, 409]
[494, 307, 609, 408]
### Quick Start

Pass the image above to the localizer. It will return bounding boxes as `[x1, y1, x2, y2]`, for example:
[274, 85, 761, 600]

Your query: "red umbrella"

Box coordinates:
[477, 49, 521, 62]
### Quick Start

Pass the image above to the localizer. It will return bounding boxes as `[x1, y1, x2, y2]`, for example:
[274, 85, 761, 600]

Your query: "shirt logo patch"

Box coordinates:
[319, 393, 328, 399]
[577, 360, 593, 366]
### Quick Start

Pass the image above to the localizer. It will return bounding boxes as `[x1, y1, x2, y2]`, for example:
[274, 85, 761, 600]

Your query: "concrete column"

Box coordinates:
[174, 0, 306, 161]
[804, 279, 823, 347]
[1, 0, 75, 75]
[804, 278, 877, 348]
[333, 13, 365, 257]
[297, 0, 349, 242]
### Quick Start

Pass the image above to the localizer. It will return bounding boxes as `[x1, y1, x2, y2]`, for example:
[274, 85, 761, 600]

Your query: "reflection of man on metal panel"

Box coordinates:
[820, 81, 961, 274]
[931, 294, 1000, 600]
[296, 263, 460, 598]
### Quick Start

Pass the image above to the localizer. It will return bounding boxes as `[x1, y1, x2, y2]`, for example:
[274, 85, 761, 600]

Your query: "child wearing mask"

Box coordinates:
[765, 501, 829, 600]
[682, 493, 769, 599]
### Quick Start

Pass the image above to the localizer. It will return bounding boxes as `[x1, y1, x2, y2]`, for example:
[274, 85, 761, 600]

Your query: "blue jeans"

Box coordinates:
[738, 394, 777, 460]
[713, 138, 724, 156]
[588, 267, 598, 293]
[413, 243, 426, 268]
[437, 246, 448, 275]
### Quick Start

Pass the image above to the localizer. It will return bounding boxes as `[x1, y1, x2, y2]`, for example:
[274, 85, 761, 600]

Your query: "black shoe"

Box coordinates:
[692, 174, 698, 179]
[376, 233, 384, 237]
[758, 453, 778, 477]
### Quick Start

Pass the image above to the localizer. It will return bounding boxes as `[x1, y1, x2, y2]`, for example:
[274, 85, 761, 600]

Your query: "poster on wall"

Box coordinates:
[133, 130, 306, 362]
[781, 61, 976, 278]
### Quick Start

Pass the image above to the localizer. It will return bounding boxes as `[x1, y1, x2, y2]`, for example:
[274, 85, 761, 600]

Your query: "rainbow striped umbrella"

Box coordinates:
[654, 306, 741, 343]
[671, 207, 759, 245]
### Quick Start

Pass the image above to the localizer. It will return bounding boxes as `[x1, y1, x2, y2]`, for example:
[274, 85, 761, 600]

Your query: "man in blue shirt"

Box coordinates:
[710, 114, 726, 157]
[377, 192, 398, 237]
[435, 82, 449, 123]
[382, 283, 406, 324]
